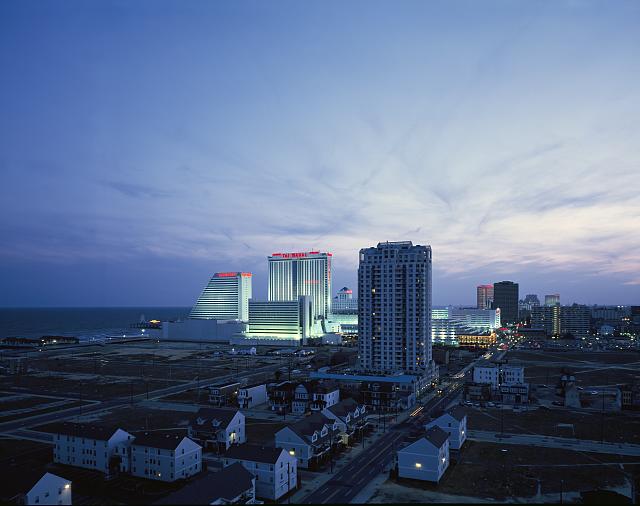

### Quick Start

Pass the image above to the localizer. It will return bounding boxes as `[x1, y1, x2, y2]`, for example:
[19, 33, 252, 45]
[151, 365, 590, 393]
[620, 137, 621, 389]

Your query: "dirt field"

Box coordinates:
[372, 441, 638, 502]
[34, 405, 194, 434]
[0, 373, 177, 400]
[468, 406, 640, 444]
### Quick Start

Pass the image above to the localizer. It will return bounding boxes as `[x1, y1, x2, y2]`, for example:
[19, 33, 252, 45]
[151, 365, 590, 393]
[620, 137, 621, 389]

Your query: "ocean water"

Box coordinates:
[0, 307, 190, 341]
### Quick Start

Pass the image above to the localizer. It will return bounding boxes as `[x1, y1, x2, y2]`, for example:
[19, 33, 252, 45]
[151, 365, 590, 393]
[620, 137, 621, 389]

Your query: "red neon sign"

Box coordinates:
[215, 272, 240, 277]
[270, 251, 332, 259]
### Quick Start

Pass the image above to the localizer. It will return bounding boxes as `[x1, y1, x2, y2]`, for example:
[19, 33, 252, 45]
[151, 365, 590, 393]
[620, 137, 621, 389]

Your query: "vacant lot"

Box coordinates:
[34, 405, 194, 434]
[372, 441, 638, 502]
[468, 406, 640, 444]
[0, 373, 177, 400]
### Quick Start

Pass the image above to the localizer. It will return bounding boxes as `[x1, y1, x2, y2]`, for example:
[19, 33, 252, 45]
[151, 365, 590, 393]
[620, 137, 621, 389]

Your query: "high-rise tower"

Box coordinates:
[268, 251, 332, 320]
[189, 272, 252, 321]
[476, 284, 494, 310]
[493, 281, 519, 324]
[357, 241, 432, 374]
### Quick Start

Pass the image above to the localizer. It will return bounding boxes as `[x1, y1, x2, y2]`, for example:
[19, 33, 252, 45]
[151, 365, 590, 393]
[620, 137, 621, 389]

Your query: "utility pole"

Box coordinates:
[130, 381, 133, 406]
[560, 479, 564, 504]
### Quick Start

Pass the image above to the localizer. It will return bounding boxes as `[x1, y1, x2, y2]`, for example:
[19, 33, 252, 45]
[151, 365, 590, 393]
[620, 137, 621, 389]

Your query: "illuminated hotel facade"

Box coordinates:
[189, 272, 252, 321]
[357, 241, 433, 374]
[268, 251, 332, 320]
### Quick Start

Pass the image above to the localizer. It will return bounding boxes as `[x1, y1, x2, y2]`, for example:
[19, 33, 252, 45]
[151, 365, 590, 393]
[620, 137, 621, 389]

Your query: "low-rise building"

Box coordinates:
[49, 423, 134, 475]
[130, 432, 201, 482]
[4, 471, 72, 506]
[321, 398, 367, 445]
[188, 408, 246, 452]
[209, 382, 242, 407]
[396, 426, 450, 483]
[224, 445, 297, 501]
[499, 383, 530, 405]
[463, 382, 491, 402]
[275, 413, 340, 469]
[238, 383, 268, 409]
[621, 383, 640, 411]
[268, 381, 296, 413]
[424, 406, 467, 450]
[292, 381, 340, 414]
[156, 463, 258, 505]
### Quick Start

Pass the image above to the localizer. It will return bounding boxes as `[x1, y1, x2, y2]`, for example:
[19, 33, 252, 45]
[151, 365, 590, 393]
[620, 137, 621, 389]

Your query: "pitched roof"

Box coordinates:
[288, 412, 336, 443]
[155, 464, 253, 505]
[447, 405, 467, 422]
[132, 431, 196, 450]
[190, 407, 239, 428]
[326, 398, 360, 418]
[2, 467, 70, 503]
[224, 444, 285, 464]
[42, 422, 124, 441]
[424, 426, 449, 448]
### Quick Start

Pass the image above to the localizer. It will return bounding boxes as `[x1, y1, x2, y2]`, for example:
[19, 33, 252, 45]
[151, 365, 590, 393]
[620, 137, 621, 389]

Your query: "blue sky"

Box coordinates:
[1, 0, 639, 307]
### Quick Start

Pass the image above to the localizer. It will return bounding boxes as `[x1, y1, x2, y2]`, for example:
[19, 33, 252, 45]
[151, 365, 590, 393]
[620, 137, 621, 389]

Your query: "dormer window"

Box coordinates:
[211, 419, 221, 427]
[312, 433, 317, 442]
[196, 417, 205, 425]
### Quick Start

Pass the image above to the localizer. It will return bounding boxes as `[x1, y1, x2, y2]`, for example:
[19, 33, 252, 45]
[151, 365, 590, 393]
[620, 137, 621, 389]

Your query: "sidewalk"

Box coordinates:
[287, 425, 391, 503]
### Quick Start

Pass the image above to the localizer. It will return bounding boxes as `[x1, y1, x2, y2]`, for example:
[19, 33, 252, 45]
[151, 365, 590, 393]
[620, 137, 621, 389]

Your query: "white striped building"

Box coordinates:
[189, 272, 252, 321]
[268, 252, 332, 320]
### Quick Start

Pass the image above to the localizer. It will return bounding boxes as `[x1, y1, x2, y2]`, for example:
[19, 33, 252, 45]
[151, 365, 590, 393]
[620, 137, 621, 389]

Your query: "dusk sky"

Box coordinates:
[1, 0, 639, 307]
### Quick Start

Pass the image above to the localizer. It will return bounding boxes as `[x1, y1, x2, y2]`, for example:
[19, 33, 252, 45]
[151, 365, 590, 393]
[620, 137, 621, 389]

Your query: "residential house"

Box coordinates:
[274, 412, 340, 469]
[209, 382, 242, 407]
[130, 431, 201, 482]
[310, 382, 340, 411]
[268, 382, 296, 413]
[3, 471, 72, 506]
[188, 408, 246, 452]
[360, 381, 416, 412]
[49, 422, 134, 475]
[463, 382, 491, 402]
[424, 406, 467, 450]
[238, 383, 268, 409]
[156, 463, 258, 505]
[396, 426, 450, 483]
[224, 445, 297, 501]
[321, 398, 367, 445]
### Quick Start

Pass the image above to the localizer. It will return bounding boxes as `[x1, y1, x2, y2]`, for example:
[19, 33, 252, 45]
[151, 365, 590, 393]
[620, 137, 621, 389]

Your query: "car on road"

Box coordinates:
[552, 400, 563, 406]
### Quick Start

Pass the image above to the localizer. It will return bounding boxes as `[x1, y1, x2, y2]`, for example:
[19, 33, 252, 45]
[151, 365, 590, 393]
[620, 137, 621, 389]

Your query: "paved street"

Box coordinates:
[299, 383, 464, 504]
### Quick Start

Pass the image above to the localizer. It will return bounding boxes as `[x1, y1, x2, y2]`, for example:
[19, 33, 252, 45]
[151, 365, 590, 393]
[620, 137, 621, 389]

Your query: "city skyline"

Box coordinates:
[1, 1, 639, 307]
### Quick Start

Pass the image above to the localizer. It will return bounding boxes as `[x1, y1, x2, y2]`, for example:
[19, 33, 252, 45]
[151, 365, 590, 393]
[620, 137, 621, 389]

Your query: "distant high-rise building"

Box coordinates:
[531, 305, 561, 336]
[476, 284, 494, 310]
[560, 304, 590, 339]
[531, 304, 590, 339]
[268, 251, 332, 320]
[190, 272, 252, 321]
[519, 294, 541, 316]
[357, 241, 432, 374]
[492, 281, 519, 324]
[332, 287, 357, 313]
[545, 294, 560, 306]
